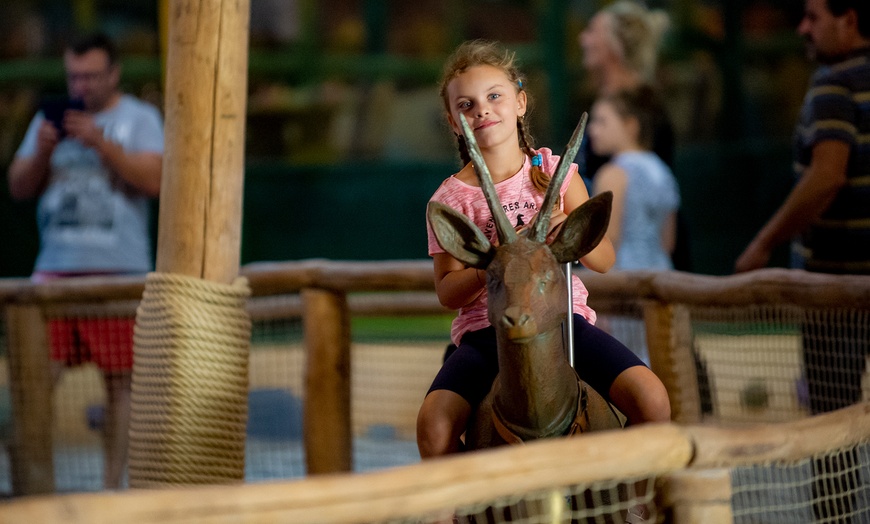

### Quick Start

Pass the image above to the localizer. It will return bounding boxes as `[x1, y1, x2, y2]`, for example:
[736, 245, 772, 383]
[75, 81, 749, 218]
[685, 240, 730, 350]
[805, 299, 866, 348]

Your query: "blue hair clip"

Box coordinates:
[518, 80, 523, 88]
[531, 153, 542, 167]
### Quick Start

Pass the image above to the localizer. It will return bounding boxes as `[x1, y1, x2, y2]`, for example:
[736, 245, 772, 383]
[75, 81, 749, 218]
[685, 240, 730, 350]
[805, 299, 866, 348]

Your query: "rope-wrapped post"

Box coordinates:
[129, 273, 251, 486]
[128, 0, 252, 487]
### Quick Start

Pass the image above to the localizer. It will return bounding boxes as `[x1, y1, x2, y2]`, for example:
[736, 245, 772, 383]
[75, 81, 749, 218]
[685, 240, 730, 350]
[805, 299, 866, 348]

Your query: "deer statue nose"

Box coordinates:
[502, 306, 536, 340]
[502, 306, 528, 327]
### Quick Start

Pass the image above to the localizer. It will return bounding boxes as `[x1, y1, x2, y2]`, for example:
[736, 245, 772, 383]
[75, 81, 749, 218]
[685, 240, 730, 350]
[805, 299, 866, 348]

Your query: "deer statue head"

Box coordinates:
[428, 113, 617, 448]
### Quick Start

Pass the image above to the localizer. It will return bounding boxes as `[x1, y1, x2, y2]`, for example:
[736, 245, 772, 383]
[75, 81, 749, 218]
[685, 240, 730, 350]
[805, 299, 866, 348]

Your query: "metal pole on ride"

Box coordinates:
[564, 262, 575, 369]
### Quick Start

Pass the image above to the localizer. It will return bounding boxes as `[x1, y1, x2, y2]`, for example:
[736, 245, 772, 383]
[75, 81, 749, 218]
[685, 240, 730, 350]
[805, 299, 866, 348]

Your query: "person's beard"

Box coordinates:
[805, 37, 844, 65]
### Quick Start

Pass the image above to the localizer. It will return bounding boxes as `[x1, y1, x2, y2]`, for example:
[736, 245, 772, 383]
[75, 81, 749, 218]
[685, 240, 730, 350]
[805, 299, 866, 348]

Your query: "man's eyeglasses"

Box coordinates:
[66, 69, 112, 83]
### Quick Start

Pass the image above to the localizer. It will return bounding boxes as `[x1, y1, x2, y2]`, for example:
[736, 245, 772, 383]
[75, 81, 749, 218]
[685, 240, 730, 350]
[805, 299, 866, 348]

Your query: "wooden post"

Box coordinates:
[302, 288, 352, 474]
[644, 302, 702, 424]
[660, 469, 734, 523]
[5, 304, 55, 495]
[155, 0, 250, 284]
[127, 0, 252, 488]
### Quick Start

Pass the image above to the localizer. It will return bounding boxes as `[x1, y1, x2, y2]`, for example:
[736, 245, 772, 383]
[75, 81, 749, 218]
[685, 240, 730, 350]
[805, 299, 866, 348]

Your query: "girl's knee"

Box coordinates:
[610, 366, 671, 425]
[416, 390, 470, 458]
[416, 404, 449, 457]
[639, 379, 671, 423]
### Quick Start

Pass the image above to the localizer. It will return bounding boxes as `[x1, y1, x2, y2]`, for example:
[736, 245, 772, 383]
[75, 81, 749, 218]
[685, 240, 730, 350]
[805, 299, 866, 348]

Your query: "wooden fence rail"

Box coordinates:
[1, 402, 868, 523]
[2, 262, 870, 495]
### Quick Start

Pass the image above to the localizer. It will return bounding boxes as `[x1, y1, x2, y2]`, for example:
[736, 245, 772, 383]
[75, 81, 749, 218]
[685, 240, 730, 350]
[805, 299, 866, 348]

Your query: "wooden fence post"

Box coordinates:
[644, 301, 702, 424]
[660, 468, 734, 523]
[5, 304, 54, 495]
[302, 288, 352, 474]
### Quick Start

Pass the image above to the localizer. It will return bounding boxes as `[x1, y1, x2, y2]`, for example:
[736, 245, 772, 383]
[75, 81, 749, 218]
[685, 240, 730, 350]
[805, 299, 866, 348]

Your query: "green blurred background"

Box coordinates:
[0, 0, 809, 276]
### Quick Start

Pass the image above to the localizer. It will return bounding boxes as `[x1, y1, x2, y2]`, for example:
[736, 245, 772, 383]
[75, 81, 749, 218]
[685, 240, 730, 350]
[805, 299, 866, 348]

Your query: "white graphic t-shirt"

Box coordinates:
[17, 95, 164, 273]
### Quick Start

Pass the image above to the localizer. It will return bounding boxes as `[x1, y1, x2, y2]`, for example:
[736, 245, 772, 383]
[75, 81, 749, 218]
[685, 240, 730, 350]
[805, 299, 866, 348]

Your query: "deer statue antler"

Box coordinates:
[458, 112, 589, 246]
[458, 113, 518, 246]
[529, 113, 588, 243]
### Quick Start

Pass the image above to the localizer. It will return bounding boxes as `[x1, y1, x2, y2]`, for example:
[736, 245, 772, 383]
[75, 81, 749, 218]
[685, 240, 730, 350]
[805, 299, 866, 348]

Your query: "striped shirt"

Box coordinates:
[795, 46, 870, 274]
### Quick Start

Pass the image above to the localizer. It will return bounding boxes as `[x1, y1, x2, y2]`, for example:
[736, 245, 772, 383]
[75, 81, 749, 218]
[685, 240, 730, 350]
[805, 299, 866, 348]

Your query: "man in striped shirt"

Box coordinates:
[735, 0, 870, 275]
[737, 4, 870, 521]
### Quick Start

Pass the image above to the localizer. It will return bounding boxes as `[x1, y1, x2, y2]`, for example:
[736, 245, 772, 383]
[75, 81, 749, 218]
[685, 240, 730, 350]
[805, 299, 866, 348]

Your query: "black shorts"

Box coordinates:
[428, 314, 645, 405]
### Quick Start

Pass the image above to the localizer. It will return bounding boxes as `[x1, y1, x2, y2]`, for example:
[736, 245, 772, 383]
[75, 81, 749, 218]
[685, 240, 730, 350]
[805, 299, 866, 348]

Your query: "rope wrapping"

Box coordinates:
[128, 272, 252, 488]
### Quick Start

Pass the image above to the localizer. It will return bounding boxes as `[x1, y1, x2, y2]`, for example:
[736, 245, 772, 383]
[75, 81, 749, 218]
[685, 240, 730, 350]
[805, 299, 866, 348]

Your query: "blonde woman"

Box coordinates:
[578, 1, 689, 270]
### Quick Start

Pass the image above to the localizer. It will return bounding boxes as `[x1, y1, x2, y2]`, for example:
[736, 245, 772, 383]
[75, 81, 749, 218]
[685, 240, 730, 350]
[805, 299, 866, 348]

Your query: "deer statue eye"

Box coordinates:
[538, 271, 554, 294]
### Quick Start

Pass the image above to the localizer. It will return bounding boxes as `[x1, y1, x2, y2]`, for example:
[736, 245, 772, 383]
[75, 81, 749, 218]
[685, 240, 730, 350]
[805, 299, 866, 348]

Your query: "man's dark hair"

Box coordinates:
[68, 33, 119, 65]
[827, 0, 870, 38]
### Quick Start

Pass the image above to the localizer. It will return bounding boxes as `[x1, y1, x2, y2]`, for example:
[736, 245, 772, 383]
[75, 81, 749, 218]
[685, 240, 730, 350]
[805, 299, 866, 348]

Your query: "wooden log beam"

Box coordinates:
[0, 424, 692, 523]
[241, 259, 437, 296]
[648, 268, 870, 309]
[686, 402, 870, 467]
[0, 265, 867, 308]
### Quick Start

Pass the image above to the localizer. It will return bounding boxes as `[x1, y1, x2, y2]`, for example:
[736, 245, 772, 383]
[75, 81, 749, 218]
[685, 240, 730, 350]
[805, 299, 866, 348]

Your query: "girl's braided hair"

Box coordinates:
[439, 39, 550, 195]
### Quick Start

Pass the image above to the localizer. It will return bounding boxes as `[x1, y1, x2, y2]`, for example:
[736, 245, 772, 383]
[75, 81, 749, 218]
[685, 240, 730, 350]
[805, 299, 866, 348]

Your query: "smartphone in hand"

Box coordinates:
[39, 97, 85, 138]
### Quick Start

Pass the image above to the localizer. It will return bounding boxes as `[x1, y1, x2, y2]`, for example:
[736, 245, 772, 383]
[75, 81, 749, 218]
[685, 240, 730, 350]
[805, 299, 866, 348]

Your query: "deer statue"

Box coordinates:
[427, 113, 623, 450]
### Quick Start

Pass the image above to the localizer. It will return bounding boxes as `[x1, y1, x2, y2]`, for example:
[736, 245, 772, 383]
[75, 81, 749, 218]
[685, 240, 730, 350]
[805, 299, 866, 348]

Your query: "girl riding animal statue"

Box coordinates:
[417, 39, 669, 460]
[419, 38, 670, 524]
[426, 113, 625, 450]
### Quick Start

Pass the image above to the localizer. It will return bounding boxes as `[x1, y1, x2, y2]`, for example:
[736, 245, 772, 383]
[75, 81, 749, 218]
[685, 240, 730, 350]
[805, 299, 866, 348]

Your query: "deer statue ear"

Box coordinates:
[428, 201, 496, 269]
[549, 191, 613, 264]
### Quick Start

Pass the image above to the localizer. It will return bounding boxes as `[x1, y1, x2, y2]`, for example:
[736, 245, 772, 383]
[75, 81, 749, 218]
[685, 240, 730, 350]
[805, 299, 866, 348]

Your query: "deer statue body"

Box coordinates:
[428, 114, 622, 449]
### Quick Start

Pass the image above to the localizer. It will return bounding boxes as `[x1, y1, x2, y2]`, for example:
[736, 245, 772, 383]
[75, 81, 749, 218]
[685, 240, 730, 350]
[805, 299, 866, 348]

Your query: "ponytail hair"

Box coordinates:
[603, 1, 670, 81]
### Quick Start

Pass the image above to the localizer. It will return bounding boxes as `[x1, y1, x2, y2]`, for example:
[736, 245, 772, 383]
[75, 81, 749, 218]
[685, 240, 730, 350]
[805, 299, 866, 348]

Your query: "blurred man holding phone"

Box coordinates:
[39, 97, 85, 138]
[6, 32, 164, 489]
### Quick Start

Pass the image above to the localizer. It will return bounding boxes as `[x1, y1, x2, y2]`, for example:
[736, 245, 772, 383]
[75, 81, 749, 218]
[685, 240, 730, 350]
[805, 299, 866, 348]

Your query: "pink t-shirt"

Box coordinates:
[427, 147, 597, 345]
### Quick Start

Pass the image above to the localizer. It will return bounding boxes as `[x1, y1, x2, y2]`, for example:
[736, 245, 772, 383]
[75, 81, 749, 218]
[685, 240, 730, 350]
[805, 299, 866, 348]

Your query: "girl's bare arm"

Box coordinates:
[432, 252, 486, 310]
[565, 172, 615, 272]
